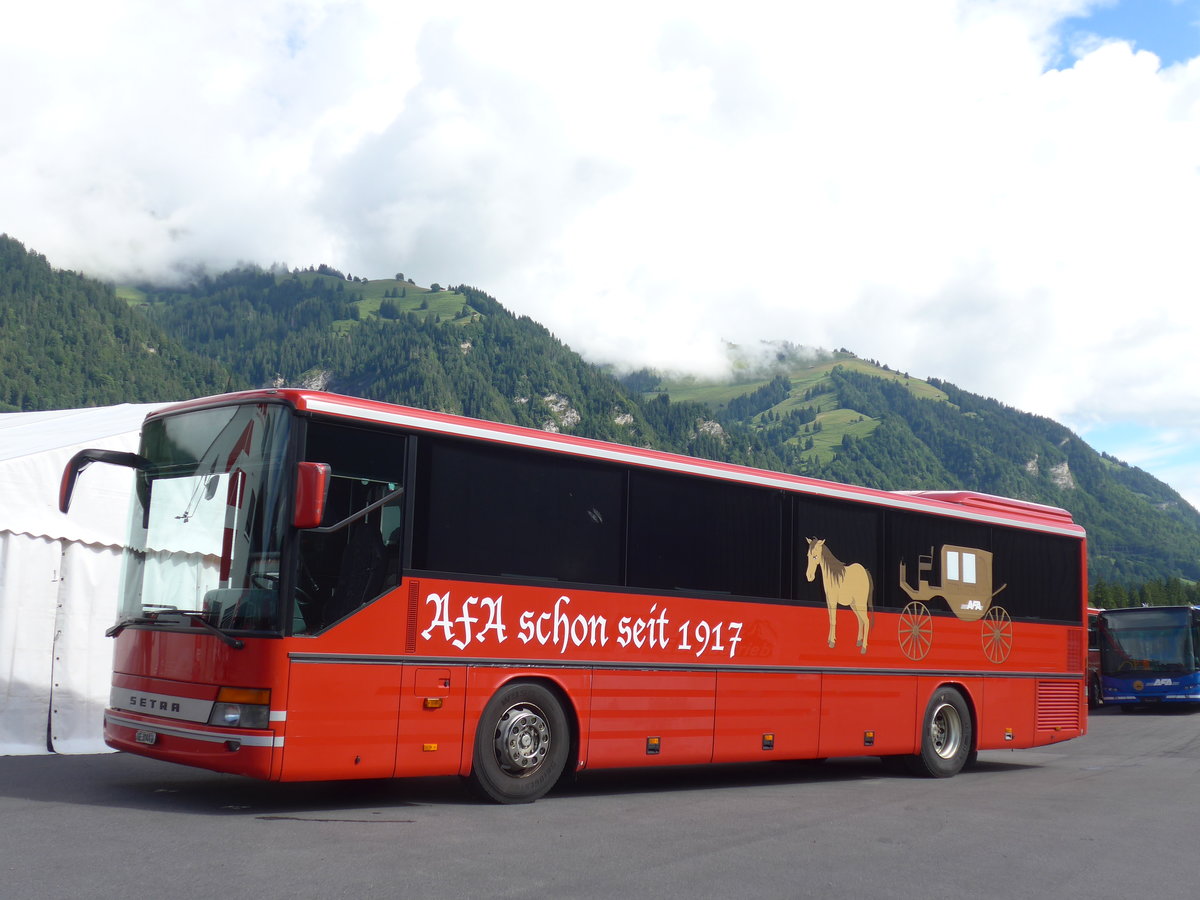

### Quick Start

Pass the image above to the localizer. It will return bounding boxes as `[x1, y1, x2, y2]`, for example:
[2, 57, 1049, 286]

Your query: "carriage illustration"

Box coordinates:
[897, 545, 1011, 662]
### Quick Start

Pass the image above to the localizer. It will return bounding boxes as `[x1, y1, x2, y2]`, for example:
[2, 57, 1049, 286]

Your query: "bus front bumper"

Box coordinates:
[104, 709, 279, 779]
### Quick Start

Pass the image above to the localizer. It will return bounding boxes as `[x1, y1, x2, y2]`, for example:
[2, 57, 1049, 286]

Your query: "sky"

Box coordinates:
[3, 0, 1200, 509]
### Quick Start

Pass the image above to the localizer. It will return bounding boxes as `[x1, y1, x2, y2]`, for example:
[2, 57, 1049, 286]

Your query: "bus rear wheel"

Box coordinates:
[906, 686, 973, 778]
[469, 682, 569, 804]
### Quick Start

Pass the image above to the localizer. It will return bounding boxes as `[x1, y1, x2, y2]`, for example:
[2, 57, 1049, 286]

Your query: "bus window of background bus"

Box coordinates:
[1193, 611, 1200, 671]
[1100, 608, 1194, 675]
[294, 420, 408, 634]
[412, 438, 625, 586]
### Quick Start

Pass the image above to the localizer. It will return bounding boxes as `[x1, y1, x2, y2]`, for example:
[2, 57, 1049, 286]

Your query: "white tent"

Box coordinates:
[0, 403, 166, 755]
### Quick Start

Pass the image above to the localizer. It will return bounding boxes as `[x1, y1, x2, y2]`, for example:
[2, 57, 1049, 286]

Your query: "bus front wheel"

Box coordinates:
[906, 686, 973, 778]
[468, 682, 570, 804]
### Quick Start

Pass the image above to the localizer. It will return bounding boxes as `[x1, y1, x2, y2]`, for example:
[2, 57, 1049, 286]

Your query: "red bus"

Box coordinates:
[60, 390, 1088, 802]
[1087, 607, 1103, 707]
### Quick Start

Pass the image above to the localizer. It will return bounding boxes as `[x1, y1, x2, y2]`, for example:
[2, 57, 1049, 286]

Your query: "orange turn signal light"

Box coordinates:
[216, 687, 270, 705]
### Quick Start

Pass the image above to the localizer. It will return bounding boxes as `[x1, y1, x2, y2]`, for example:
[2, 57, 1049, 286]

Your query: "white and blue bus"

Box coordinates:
[1100, 606, 1200, 710]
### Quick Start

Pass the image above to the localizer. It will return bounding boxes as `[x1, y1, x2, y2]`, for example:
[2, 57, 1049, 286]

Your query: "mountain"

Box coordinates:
[651, 356, 1200, 586]
[3, 235, 1198, 591]
[0, 235, 233, 410]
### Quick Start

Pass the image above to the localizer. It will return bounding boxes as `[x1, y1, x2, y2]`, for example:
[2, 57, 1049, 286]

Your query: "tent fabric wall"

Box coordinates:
[0, 403, 167, 755]
[50, 542, 127, 753]
[0, 533, 60, 753]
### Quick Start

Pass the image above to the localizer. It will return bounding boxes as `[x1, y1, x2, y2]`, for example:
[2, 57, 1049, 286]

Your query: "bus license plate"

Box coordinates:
[135, 730, 158, 746]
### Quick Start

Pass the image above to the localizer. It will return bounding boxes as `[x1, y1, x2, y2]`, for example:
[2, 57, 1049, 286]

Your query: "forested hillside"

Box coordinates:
[649, 360, 1200, 586]
[4, 236, 1199, 591]
[135, 265, 776, 462]
[0, 235, 232, 410]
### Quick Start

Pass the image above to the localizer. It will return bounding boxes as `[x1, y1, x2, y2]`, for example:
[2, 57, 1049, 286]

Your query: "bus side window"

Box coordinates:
[328, 495, 388, 619]
[294, 421, 407, 634]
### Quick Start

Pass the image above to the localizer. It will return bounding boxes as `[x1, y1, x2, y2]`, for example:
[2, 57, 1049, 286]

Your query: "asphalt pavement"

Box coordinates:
[1, 703, 1198, 899]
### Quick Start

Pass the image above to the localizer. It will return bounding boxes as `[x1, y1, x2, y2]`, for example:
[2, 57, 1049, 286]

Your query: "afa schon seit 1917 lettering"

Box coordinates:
[421, 592, 743, 659]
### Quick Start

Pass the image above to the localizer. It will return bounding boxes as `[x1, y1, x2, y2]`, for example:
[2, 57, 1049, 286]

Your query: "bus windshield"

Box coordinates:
[118, 402, 293, 633]
[1100, 607, 1198, 676]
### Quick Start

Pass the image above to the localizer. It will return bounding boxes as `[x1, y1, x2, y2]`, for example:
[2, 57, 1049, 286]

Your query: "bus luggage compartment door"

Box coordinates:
[395, 665, 467, 777]
[281, 659, 401, 780]
[587, 670, 715, 767]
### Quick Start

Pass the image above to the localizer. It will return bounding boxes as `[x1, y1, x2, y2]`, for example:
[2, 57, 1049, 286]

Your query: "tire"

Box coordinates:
[468, 682, 570, 804]
[906, 686, 973, 778]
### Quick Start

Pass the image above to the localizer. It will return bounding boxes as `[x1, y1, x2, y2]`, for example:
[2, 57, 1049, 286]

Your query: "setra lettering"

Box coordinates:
[129, 695, 181, 713]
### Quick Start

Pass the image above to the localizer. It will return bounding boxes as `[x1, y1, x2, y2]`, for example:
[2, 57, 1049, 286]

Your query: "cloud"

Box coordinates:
[3, 1, 1200, 502]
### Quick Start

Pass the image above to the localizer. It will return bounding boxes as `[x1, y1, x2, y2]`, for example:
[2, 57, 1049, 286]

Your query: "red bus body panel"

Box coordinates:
[106, 574, 1087, 780]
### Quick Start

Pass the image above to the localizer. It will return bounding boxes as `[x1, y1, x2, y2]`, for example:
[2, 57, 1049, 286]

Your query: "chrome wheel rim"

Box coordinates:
[493, 703, 552, 776]
[930, 701, 963, 760]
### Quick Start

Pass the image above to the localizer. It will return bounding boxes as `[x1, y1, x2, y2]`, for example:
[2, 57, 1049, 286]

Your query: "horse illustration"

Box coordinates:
[805, 537, 874, 654]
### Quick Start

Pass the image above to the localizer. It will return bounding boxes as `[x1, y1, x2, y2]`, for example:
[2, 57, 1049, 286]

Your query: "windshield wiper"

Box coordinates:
[158, 611, 246, 650]
[105, 616, 158, 638]
[106, 611, 244, 649]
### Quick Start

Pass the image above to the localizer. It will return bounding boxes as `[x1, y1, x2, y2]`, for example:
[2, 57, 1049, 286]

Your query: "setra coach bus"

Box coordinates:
[60, 390, 1089, 802]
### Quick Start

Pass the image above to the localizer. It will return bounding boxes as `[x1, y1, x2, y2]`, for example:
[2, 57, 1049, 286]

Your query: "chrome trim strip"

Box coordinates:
[105, 711, 279, 747]
[288, 651, 1082, 681]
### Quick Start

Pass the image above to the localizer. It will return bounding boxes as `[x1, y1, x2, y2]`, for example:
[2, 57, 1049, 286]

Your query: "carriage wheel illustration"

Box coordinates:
[898, 601, 933, 661]
[981, 606, 1013, 663]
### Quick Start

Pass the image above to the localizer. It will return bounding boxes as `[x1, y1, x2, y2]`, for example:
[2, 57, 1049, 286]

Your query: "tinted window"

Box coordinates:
[415, 438, 624, 585]
[295, 419, 407, 633]
[794, 497, 883, 606]
[626, 470, 784, 598]
[888, 511, 1081, 622]
[888, 512, 991, 613]
[991, 527, 1082, 623]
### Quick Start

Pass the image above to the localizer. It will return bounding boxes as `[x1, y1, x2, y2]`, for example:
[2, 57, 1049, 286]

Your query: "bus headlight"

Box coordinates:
[208, 687, 270, 729]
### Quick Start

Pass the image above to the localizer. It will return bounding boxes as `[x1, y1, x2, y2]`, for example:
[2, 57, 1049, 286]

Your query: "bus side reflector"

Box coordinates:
[646, 737, 661, 755]
[423, 744, 438, 752]
[762, 733, 775, 751]
[1005, 728, 1014, 741]
[864, 730, 876, 747]
[423, 698, 443, 709]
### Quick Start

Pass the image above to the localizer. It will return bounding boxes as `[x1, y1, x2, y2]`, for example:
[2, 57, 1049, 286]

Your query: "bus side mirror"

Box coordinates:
[294, 462, 331, 529]
[60, 448, 149, 513]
